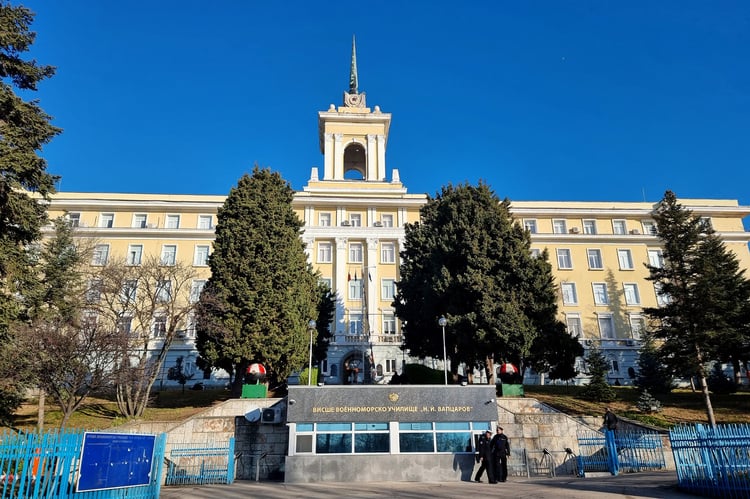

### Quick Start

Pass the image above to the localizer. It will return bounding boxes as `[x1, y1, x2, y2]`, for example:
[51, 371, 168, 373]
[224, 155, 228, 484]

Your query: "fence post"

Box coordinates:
[605, 430, 619, 476]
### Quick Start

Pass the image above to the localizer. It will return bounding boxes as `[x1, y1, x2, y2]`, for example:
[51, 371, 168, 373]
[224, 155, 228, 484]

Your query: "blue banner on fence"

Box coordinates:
[76, 432, 156, 492]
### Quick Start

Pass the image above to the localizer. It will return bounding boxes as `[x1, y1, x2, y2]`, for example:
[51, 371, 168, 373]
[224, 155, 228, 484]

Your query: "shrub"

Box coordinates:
[636, 389, 663, 413]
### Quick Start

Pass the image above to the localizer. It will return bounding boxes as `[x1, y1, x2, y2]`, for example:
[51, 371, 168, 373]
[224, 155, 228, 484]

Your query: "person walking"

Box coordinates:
[603, 407, 618, 432]
[474, 430, 496, 483]
[491, 426, 510, 482]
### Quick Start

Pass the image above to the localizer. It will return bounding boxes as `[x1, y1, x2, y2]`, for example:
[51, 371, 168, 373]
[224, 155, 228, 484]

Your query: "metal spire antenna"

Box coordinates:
[349, 35, 358, 94]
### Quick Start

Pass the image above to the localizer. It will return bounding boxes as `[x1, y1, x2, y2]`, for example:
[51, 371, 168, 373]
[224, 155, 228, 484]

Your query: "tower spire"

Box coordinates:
[349, 35, 359, 94]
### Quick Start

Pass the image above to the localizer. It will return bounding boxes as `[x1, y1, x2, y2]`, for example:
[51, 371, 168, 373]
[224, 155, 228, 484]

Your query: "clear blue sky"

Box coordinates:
[22, 1, 750, 208]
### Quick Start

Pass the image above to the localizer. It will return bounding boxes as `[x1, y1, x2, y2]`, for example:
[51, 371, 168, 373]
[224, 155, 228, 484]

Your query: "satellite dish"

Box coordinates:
[244, 408, 261, 423]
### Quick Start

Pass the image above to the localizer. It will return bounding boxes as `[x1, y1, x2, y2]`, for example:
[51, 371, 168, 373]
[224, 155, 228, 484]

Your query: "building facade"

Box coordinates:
[44, 60, 750, 388]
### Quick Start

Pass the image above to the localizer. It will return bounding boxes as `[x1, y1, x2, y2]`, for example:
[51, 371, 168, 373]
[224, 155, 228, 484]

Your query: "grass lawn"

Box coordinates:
[9, 384, 749, 431]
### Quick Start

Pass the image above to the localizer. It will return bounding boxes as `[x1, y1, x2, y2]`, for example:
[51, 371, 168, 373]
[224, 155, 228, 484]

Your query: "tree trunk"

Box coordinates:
[486, 356, 495, 385]
[37, 388, 45, 433]
[731, 358, 742, 387]
[698, 373, 716, 427]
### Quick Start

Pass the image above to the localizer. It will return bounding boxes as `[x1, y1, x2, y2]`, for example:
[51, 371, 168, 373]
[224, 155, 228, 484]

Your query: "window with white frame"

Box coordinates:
[530, 248, 541, 258]
[126, 245, 143, 265]
[319, 277, 332, 290]
[383, 313, 396, 335]
[156, 280, 172, 303]
[700, 217, 712, 230]
[166, 214, 180, 229]
[86, 279, 102, 303]
[587, 249, 603, 269]
[348, 313, 362, 335]
[194, 245, 210, 266]
[100, 213, 114, 228]
[349, 279, 363, 300]
[116, 316, 132, 335]
[612, 219, 627, 235]
[382, 279, 395, 300]
[556, 248, 573, 269]
[583, 219, 597, 234]
[561, 282, 578, 305]
[349, 242, 363, 263]
[654, 283, 670, 306]
[592, 283, 609, 305]
[629, 315, 645, 339]
[318, 242, 332, 263]
[350, 214, 362, 227]
[92, 244, 109, 266]
[153, 315, 167, 337]
[552, 219, 567, 234]
[566, 315, 582, 337]
[67, 212, 81, 227]
[198, 215, 213, 229]
[133, 214, 147, 228]
[617, 249, 634, 270]
[623, 283, 640, 305]
[381, 242, 396, 263]
[524, 219, 538, 234]
[642, 220, 657, 235]
[385, 359, 398, 373]
[610, 359, 620, 373]
[161, 245, 177, 266]
[319, 212, 331, 227]
[120, 280, 137, 303]
[381, 214, 394, 227]
[190, 280, 206, 303]
[598, 315, 615, 338]
[648, 249, 664, 268]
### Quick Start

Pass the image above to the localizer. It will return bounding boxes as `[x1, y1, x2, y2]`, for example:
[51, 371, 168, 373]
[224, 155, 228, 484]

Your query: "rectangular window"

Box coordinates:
[381, 279, 396, 300]
[132, 214, 147, 228]
[617, 249, 634, 270]
[161, 245, 177, 266]
[556, 249, 572, 269]
[120, 279, 137, 303]
[648, 249, 664, 268]
[349, 279, 363, 300]
[153, 316, 167, 338]
[348, 313, 362, 335]
[116, 316, 132, 335]
[583, 219, 597, 235]
[623, 283, 640, 305]
[612, 220, 627, 235]
[92, 244, 109, 266]
[561, 282, 578, 305]
[317, 242, 332, 263]
[700, 217, 713, 230]
[383, 313, 396, 335]
[629, 315, 644, 340]
[319, 213, 331, 227]
[126, 244, 143, 266]
[156, 280, 172, 303]
[86, 279, 102, 303]
[530, 248, 541, 258]
[381, 242, 396, 263]
[552, 219, 567, 234]
[349, 242, 363, 263]
[100, 213, 114, 228]
[190, 280, 206, 303]
[350, 214, 362, 227]
[587, 249, 603, 269]
[524, 219, 537, 234]
[654, 283, 670, 306]
[198, 215, 213, 229]
[194, 245, 210, 266]
[598, 315, 615, 339]
[642, 220, 657, 235]
[319, 277, 332, 290]
[593, 283, 609, 305]
[381, 214, 394, 227]
[67, 212, 81, 227]
[166, 214, 180, 229]
[566, 315, 582, 337]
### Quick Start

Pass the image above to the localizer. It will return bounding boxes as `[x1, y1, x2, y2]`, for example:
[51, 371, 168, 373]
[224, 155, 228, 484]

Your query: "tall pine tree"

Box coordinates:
[0, 1, 60, 425]
[196, 167, 319, 391]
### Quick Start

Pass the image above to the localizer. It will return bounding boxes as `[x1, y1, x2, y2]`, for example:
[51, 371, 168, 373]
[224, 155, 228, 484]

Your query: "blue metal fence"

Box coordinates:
[577, 429, 665, 476]
[164, 438, 235, 486]
[0, 429, 166, 499]
[670, 423, 750, 499]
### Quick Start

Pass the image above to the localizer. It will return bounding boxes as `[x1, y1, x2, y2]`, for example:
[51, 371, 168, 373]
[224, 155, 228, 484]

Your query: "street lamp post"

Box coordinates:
[308, 319, 316, 386]
[438, 316, 448, 385]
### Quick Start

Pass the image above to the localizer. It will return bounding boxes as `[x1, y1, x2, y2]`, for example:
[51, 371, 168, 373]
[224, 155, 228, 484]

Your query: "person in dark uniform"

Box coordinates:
[604, 407, 618, 432]
[474, 430, 496, 483]
[491, 426, 510, 482]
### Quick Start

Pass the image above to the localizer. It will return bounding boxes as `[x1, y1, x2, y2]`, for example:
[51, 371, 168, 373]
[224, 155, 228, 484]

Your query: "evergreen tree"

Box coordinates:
[0, 1, 60, 425]
[196, 167, 319, 392]
[394, 182, 579, 382]
[635, 333, 674, 394]
[580, 347, 616, 402]
[644, 190, 750, 426]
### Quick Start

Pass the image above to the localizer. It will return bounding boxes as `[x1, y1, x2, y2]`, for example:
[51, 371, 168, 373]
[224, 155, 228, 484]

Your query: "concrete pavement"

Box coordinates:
[160, 471, 694, 498]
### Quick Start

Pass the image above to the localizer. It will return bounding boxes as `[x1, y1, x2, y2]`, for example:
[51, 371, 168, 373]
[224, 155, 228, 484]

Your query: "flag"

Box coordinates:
[348, 272, 351, 282]
[354, 271, 358, 281]
[368, 272, 372, 282]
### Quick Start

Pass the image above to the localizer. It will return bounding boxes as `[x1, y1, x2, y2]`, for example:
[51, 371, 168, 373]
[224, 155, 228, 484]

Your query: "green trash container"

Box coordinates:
[241, 384, 267, 398]
[501, 384, 524, 397]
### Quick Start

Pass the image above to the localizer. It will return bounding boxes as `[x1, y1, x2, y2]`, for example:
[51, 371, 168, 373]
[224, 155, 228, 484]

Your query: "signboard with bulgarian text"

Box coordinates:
[287, 385, 498, 423]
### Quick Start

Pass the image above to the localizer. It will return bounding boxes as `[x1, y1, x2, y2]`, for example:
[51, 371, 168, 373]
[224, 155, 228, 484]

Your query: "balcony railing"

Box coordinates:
[330, 333, 404, 345]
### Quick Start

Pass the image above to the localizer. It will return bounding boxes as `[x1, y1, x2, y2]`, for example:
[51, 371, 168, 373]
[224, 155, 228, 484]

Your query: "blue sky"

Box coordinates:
[22, 1, 750, 208]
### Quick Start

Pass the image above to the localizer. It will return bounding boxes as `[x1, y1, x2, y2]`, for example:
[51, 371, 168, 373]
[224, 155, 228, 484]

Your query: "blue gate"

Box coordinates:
[0, 429, 166, 499]
[164, 438, 235, 486]
[670, 423, 750, 499]
[577, 429, 665, 476]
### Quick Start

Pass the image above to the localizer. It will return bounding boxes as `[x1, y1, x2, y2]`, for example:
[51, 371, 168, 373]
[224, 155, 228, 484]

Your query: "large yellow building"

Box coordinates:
[44, 57, 750, 387]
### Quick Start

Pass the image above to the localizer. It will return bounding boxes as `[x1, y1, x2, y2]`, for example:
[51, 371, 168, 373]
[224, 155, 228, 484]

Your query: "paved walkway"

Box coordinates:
[160, 471, 694, 498]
